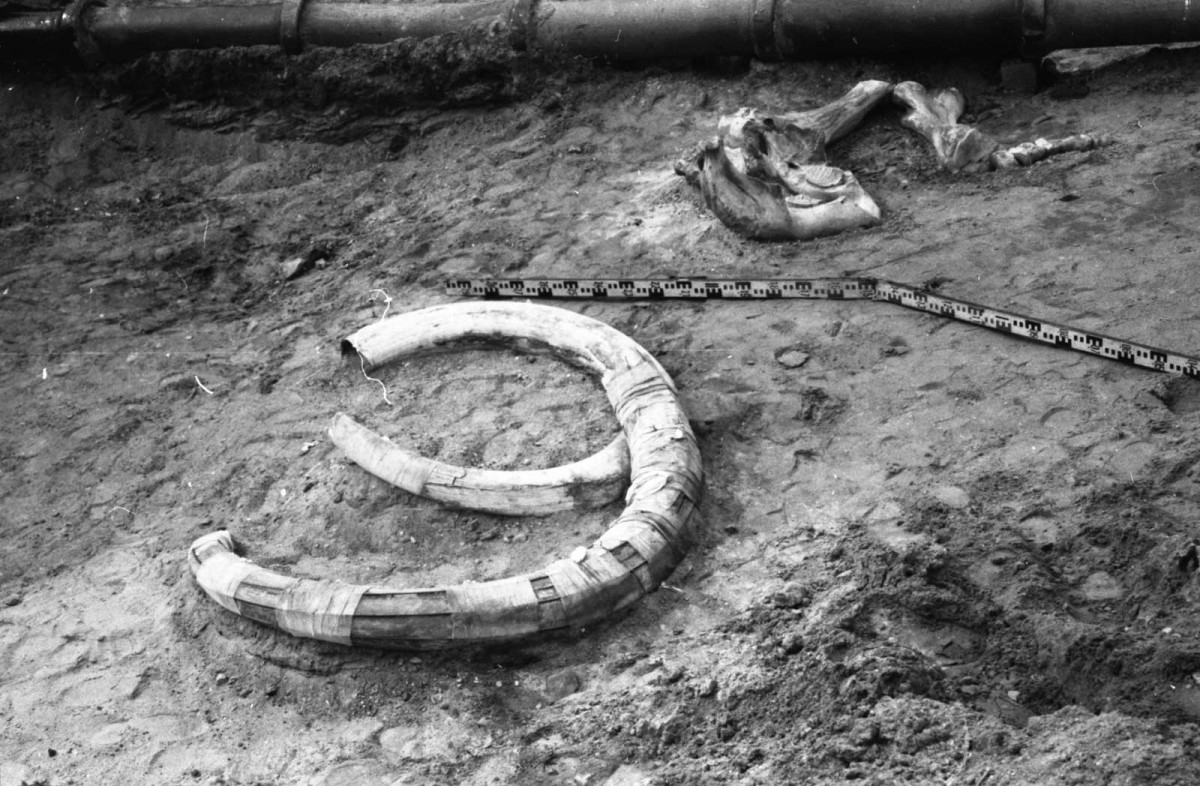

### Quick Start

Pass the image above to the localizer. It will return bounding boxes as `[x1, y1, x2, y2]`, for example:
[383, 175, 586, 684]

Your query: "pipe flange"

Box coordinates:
[1019, 0, 1046, 58]
[750, 0, 780, 61]
[188, 302, 703, 649]
[64, 0, 106, 64]
[507, 0, 538, 52]
[279, 0, 306, 55]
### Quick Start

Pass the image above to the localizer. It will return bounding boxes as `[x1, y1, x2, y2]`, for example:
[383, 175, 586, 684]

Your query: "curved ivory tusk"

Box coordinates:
[328, 412, 631, 516]
[188, 302, 703, 648]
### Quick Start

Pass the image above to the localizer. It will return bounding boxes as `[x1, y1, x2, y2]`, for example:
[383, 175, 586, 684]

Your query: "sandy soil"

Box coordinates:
[2, 22, 1200, 786]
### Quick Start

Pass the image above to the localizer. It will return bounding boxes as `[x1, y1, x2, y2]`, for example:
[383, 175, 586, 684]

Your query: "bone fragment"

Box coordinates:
[676, 80, 891, 241]
[990, 134, 1107, 169]
[893, 81, 997, 174]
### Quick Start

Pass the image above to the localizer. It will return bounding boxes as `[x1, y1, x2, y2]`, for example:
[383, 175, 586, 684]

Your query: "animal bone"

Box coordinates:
[329, 413, 631, 516]
[189, 301, 702, 649]
[676, 80, 891, 241]
[990, 134, 1106, 169]
[680, 79, 1110, 239]
[892, 81, 997, 174]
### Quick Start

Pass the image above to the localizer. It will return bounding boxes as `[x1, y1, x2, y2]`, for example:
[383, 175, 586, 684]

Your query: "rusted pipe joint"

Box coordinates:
[750, 0, 778, 60]
[278, 0, 306, 54]
[1020, 0, 1047, 57]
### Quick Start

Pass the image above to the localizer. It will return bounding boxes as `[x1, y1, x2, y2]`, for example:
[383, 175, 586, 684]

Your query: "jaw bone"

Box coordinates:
[675, 80, 891, 241]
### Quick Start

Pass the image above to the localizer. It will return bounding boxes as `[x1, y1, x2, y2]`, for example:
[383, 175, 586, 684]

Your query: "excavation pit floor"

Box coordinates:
[2, 34, 1200, 786]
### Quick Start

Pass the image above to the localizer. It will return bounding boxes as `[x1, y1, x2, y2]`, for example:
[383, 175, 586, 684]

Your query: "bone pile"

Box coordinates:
[676, 80, 1108, 241]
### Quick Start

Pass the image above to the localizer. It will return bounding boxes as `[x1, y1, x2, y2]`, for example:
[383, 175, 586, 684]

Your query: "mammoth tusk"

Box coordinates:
[187, 301, 702, 648]
[327, 413, 631, 516]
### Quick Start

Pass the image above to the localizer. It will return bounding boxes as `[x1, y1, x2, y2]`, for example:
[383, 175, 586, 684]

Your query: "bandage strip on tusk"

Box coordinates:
[328, 412, 631, 516]
[187, 302, 702, 648]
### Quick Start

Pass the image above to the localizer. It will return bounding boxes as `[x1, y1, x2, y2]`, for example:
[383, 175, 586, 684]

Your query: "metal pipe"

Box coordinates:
[768, 0, 1024, 58]
[1040, 0, 1200, 51]
[301, 1, 509, 48]
[84, 5, 281, 57]
[524, 0, 764, 60]
[4, 0, 1200, 64]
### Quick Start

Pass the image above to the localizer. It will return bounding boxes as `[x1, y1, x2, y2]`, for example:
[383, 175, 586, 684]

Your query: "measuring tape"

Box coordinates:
[446, 277, 1200, 378]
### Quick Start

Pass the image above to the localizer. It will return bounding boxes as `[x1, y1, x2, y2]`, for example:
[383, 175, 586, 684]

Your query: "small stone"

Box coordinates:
[214, 672, 229, 686]
[767, 583, 811, 609]
[280, 255, 316, 280]
[544, 670, 582, 702]
[1079, 571, 1123, 602]
[2, 593, 22, 607]
[931, 484, 971, 509]
[697, 677, 718, 698]
[775, 348, 810, 369]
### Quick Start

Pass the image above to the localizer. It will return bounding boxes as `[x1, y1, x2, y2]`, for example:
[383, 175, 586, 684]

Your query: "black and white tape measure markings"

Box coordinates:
[446, 277, 1200, 378]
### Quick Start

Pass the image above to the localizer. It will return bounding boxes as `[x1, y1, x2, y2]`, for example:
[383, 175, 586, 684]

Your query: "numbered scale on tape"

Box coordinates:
[446, 277, 1200, 378]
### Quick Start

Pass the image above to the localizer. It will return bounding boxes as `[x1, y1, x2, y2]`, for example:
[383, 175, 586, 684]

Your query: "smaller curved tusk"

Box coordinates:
[329, 412, 631, 516]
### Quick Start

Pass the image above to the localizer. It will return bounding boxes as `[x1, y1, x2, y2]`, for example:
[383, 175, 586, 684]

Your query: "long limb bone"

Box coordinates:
[893, 81, 997, 173]
[769, 79, 897, 147]
[676, 80, 891, 241]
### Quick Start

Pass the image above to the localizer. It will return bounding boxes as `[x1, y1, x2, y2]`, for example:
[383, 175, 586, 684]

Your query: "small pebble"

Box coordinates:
[775, 349, 810, 369]
[544, 670, 582, 702]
